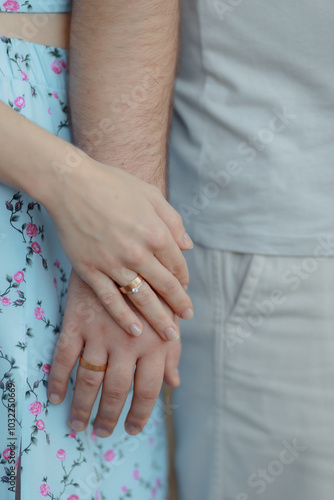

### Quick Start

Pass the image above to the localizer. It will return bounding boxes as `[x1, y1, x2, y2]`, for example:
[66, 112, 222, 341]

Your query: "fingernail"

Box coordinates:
[129, 323, 142, 337]
[165, 327, 179, 341]
[49, 393, 61, 404]
[70, 419, 85, 431]
[183, 284, 189, 291]
[181, 308, 193, 320]
[125, 422, 142, 436]
[94, 427, 111, 438]
[183, 232, 194, 250]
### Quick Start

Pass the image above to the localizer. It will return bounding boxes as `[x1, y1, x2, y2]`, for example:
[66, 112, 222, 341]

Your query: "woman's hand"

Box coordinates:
[45, 152, 193, 341]
[47, 269, 182, 436]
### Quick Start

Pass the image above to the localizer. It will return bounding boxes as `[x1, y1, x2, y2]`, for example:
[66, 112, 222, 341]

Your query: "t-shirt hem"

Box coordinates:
[190, 226, 334, 257]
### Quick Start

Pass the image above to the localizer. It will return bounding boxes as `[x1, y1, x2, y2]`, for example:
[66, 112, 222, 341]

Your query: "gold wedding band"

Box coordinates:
[79, 356, 108, 372]
[119, 275, 145, 295]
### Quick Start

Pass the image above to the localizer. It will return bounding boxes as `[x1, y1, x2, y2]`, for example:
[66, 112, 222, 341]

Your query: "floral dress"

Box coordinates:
[0, 36, 168, 500]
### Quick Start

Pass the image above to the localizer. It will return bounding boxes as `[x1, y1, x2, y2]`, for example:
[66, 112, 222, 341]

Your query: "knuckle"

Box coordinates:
[55, 331, 72, 351]
[98, 288, 119, 308]
[53, 347, 73, 370]
[77, 372, 100, 390]
[131, 286, 152, 307]
[113, 307, 131, 327]
[105, 375, 132, 402]
[106, 386, 129, 401]
[159, 277, 178, 297]
[171, 258, 188, 278]
[136, 387, 159, 402]
[149, 228, 168, 250]
[125, 245, 146, 267]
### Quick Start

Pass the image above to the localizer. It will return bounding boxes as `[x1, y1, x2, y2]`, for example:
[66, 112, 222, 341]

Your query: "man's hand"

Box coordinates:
[47, 269, 181, 437]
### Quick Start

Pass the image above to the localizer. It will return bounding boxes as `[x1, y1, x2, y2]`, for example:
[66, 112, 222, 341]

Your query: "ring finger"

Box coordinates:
[120, 278, 180, 341]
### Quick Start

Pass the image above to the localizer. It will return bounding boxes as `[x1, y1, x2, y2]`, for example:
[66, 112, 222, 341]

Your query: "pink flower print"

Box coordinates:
[67, 496, 79, 500]
[68, 430, 77, 439]
[31, 241, 41, 253]
[95, 492, 102, 500]
[34, 307, 44, 320]
[55, 259, 60, 268]
[53, 278, 57, 289]
[151, 488, 157, 498]
[13, 96, 25, 108]
[1, 297, 11, 306]
[36, 419, 45, 430]
[56, 449, 66, 461]
[2, 0, 20, 11]
[156, 478, 162, 488]
[60, 59, 67, 69]
[149, 437, 155, 447]
[103, 449, 115, 462]
[15, 200, 22, 211]
[47, 107, 51, 115]
[51, 60, 63, 74]
[14, 270, 24, 283]
[42, 363, 51, 375]
[121, 486, 128, 493]
[26, 222, 38, 238]
[2, 448, 11, 461]
[51, 91, 58, 99]
[29, 401, 42, 415]
[133, 469, 140, 480]
[40, 484, 50, 497]
[90, 430, 97, 441]
[21, 71, 28, 81]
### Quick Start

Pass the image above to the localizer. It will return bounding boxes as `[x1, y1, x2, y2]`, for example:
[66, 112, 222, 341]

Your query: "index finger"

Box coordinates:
[47, 322, 84, 404]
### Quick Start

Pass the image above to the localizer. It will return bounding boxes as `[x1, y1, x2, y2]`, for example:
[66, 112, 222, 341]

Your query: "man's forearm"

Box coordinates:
[69, 0, 180, 194]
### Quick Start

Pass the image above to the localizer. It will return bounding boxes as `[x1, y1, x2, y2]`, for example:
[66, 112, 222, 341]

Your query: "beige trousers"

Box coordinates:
[173, 241, 334, 500]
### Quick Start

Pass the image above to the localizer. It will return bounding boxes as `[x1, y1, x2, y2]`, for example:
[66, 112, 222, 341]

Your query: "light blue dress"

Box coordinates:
[0, 3, 168, 499]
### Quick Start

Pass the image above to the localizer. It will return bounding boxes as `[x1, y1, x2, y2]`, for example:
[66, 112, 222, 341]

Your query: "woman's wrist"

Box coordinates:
[0, 101, 87, 209]
[35, 140, 89, 216]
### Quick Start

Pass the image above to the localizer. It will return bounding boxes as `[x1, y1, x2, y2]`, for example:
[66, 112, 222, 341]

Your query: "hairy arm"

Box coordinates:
[69, 0, 181, 194]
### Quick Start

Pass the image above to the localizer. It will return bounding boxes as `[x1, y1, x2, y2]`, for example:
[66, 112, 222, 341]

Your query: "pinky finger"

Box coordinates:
[87, 270, 144, 337]
[164, 338, 181, 387]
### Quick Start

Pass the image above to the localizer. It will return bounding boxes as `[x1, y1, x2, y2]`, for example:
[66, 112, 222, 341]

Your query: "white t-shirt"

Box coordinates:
[169, 0, 334, 255]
